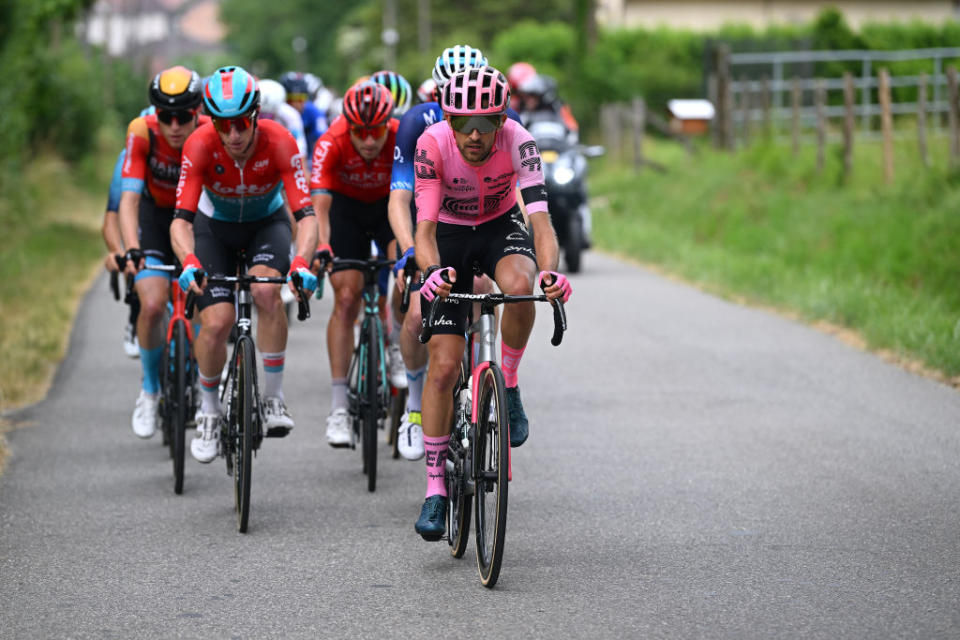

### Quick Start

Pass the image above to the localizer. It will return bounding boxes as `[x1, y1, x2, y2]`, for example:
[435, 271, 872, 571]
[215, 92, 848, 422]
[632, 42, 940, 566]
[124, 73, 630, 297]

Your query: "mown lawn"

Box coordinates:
[592, 134, 960, 380]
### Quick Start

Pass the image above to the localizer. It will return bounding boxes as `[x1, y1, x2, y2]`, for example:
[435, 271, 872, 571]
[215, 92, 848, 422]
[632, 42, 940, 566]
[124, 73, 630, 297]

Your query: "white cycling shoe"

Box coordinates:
[263, 396, 294, 436]
[191, 411, 221, 463]
[386, 342, 407, 389]
[325, 409, 351, 448]
[131, 390, 159, 438]
[123, 323, 139, 359]
[397, 410, 424, 461]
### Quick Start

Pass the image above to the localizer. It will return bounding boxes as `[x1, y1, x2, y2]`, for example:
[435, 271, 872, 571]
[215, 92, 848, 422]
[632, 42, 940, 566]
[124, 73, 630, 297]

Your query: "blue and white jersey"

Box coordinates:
[390, 102, 521, 192]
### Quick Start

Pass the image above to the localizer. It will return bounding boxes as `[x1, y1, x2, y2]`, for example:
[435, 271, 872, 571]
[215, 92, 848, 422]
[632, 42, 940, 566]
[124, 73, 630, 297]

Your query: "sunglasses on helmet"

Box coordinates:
[349, 123, 388, 139]
[212, 113, 256, 134]
[448, 114, 502, 135]
[157, 109, 197, 125]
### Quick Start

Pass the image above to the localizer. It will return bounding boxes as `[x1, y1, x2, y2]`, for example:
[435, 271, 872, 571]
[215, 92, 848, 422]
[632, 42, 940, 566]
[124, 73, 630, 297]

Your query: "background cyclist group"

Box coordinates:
[100, 45, 574, 540]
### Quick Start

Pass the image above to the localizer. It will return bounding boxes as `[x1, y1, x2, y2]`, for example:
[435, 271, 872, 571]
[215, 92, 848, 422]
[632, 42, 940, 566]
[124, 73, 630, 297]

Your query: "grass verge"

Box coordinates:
[0, 132, 117, 472]
[592, 135, 960, 383]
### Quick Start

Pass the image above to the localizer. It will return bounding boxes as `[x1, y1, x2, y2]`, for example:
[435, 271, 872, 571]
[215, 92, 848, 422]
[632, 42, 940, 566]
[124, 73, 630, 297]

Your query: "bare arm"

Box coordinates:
[118, 190, 141, 275]
[102, 211, 123, 272]
[387, 189, 415, 252]
[311, 193, 333, 247]
[528, 211, 559, 273]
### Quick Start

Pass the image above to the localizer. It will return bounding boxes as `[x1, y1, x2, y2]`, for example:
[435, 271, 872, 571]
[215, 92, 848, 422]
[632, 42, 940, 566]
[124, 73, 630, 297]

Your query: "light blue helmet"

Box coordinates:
[203, 66, 260, 118]
[432, 45, 487, 89]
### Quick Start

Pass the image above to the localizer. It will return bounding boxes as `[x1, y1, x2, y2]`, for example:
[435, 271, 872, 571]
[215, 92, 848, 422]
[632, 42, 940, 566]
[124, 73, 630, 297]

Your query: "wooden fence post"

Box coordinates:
[601, 104, 622, 163]
[918, 72, 929, 168]
[816, 79, 826, 172]
[716, 44, 732, 150]
[948, 66, 959, 167]
[632, 97, 646, 170]
[843, 72, 855, 178]
[761, 75, 771, 136]
[708, 72, 719, 148]
[878, 68, 894, 183]
[792, 76, 801, 155]
[739, 74, 750, 147]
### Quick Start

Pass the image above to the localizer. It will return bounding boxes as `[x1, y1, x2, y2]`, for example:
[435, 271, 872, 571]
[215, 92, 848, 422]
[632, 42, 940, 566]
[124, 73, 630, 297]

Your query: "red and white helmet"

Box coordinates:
[507, 62, 537, 91]
[440, 66, 509, 116]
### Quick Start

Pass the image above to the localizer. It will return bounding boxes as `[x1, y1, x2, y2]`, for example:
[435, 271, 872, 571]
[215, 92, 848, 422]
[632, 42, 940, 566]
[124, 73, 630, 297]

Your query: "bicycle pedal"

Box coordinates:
[265, 425, 292, 438]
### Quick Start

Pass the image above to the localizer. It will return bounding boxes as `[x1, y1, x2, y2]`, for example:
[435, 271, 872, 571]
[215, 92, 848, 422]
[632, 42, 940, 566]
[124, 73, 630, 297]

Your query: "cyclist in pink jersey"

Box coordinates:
[412, 66, 572, 540]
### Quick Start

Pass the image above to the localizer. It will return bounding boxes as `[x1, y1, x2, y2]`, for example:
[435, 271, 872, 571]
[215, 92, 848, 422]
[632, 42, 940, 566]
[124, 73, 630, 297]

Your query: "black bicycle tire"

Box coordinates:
[448, 438, 472, 558]
[160, 338, 172, 451]
[388, 387, 407, 459]
[363, 320, 379, 492]
[474, 365, 509, 587]
[235, 336, 255, 533]
[172, 320, 187, 495]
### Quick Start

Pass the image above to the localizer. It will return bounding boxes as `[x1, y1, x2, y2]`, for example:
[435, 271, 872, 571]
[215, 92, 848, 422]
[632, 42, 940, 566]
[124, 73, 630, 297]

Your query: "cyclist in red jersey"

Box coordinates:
[171, 66, 319, 463]
[309, 81, 400, 447]
[119, 66, 209, 439]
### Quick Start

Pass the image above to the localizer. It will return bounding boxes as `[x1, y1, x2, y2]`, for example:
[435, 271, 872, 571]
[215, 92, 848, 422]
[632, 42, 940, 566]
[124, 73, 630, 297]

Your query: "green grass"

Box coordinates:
[0, 131, 117, 415]
[592, 134, 960, 379]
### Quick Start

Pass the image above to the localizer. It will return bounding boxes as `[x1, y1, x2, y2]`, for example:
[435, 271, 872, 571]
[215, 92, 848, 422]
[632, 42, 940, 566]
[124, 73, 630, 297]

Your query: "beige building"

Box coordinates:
[596, 1, 960, 30]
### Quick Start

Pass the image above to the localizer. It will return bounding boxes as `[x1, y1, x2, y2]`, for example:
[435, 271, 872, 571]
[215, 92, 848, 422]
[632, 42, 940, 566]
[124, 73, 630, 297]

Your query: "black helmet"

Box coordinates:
[149, 66, 203, 111]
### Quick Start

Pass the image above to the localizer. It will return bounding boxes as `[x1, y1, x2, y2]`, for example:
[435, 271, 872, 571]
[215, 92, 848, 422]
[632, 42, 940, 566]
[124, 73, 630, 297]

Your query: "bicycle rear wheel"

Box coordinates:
[474, 365, 509, 587]
[171, 320, 188, 495]
[233, 336, 255, 533]
[362, 320, 379, 492]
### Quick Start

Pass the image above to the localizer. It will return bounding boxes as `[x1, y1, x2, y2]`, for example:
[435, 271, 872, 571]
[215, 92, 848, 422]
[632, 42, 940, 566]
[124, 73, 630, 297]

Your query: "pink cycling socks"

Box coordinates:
[424, 435, 450, 498]
[501, 341, 526, 388]
[261, 351, 284, 400]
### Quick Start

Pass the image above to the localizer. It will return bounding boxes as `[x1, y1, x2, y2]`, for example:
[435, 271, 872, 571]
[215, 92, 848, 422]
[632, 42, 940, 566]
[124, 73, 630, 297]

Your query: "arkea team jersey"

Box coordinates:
[121, 113, 211, 208]
[414, 117, 548, 226]
[391, 104, 521, 192]
[174, 119, 313, 223]
[310, 115, 399, 203]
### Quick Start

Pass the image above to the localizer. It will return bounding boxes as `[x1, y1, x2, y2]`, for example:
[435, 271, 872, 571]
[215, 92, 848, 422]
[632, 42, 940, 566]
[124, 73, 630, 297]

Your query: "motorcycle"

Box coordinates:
[526, 118, 604, 273]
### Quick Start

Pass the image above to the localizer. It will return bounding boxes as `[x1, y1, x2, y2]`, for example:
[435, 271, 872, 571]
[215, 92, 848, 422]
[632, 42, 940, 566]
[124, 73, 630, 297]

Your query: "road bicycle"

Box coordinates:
[326, 257, 402, 492]
[186, 255, 310, 532]
[419, 283, 566, 587]
[115, 256, 196, 495]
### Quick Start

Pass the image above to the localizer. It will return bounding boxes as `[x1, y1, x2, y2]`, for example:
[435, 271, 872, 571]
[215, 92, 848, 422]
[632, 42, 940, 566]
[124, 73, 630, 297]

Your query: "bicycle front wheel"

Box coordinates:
[233, 336, 255, 533]
[172, 320, 188, 495]
[474, 365, 509, 588]
[362, 320, 379, 492]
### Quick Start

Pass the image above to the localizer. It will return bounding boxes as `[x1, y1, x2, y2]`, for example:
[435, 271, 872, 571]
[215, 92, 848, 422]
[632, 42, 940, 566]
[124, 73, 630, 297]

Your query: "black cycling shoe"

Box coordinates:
[506, 386, 528, 447]
[415, 495, 447, 541]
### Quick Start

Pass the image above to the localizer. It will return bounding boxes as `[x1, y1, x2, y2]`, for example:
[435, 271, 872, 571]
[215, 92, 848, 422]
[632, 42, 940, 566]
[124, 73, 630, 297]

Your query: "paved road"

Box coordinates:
[2, 253, 960, 639]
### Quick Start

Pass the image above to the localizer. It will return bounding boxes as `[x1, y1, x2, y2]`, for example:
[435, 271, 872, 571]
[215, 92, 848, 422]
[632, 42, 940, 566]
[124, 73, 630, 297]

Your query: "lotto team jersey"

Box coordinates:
[309, 116, 399, 203]
[121, 113, 211, 208]
[391, 103, 522, 192]
[175, 119, 312, 223]
[414, 117, 548, 226]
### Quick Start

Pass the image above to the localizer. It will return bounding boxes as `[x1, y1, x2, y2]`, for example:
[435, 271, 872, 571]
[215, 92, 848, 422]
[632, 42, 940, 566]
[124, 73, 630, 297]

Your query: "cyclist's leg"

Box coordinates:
[129, 201, 175, 438]
[481, 208, 537, 446]
[246, 210, 292, 397]
[415, 222, 472, 538]
[190, 215, 246, 461]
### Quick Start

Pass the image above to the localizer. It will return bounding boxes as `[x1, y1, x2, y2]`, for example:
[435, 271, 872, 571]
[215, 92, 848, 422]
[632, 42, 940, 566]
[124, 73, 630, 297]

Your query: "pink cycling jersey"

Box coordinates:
[414, 118, 548, 226]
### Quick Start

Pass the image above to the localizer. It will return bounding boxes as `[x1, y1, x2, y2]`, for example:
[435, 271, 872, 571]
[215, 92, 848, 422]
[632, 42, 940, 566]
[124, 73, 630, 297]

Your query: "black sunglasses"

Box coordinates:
[157, 109, 197, 125]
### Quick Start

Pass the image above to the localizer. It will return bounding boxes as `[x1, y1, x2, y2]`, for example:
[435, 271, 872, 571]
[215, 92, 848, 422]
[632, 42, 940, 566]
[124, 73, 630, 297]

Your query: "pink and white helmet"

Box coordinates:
[440, 66, 510, 116]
